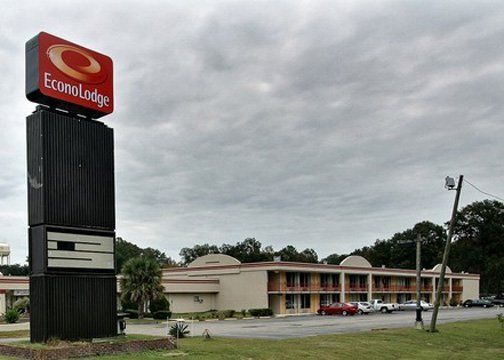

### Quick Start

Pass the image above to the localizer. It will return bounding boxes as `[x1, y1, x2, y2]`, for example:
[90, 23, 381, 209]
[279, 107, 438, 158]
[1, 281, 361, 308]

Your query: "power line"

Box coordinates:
[463, 178, 504, 202]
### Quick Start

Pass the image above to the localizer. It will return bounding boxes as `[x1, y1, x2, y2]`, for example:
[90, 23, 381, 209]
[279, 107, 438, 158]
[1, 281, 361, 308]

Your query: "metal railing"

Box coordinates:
[267, 282, 342, 292]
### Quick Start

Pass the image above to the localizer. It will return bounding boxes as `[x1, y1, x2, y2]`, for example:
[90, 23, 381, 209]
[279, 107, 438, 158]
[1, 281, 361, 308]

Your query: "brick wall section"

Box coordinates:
[0, 337, 176, 360]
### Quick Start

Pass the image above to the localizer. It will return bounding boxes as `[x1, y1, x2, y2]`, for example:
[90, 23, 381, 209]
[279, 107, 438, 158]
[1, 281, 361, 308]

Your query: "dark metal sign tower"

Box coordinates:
[25, 32, 116, 342]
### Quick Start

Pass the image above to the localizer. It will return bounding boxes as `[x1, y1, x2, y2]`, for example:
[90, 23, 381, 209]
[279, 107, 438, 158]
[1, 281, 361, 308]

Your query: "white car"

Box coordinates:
[349, 301, 374, 315]
[399, 300, 434, 311]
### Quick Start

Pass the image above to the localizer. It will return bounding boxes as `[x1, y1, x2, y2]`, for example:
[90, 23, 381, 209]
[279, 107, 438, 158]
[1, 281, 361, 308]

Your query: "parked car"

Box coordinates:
[317, 302, 357, 316]
[491, 295, 504, 307]
[349, 302, 374, 315]
[398, 300, 434, 311]
[369, 299, 398, 313]
[463, 299, 494, 308]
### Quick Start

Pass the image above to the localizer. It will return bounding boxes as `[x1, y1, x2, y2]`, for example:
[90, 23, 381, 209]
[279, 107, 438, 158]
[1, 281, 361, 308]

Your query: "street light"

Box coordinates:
[430, 175, 463, 333]
[398, 234, 424, 330]
[415, 234, 424, 330]
[445, 176, 456, 190]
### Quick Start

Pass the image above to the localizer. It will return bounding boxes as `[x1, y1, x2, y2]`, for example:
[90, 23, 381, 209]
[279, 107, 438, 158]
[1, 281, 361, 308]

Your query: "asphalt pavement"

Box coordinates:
[126, 307, 502, 339]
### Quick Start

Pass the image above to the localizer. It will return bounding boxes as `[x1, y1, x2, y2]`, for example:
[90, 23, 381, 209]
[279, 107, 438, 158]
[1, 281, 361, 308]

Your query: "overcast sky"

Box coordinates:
[1, 0, 503, 264]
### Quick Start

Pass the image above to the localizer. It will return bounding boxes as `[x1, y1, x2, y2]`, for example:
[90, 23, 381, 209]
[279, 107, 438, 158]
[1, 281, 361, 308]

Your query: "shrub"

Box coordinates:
[121, 297, 137, 312]
[216, 309, 235, 319]
[223, 309, 235, 318]
[124, 309, 139, 319]
[153, 310, 172, 320]
[169, 323, 190, 338]
[4, 309, 20, 323]
[449, 298, 458, 307]
[13, 297, 30, 314]
[149, 296, 170, 314]
[241, 309, 247, 317]
[248, 308, 273, 317]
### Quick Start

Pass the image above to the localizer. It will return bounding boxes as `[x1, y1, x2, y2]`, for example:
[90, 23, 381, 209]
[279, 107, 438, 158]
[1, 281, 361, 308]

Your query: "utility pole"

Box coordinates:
[415, 233, 424, 330]
[430, 175, 463, 332]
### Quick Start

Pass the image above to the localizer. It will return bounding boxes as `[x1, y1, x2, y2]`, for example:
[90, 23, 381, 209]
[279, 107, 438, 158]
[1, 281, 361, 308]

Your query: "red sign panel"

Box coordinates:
[26, 32, 113, 118]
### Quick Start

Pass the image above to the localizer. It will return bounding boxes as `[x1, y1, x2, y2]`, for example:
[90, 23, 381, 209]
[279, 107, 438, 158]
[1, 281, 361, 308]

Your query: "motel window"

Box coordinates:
[320, 274, 329, 287]
[299, 273, 310, 288]
[320, 294, 331, 307]
[332, 274, 339, 287]
[286, 273, 296, 287]
[286, 294, 295, 309]
[331, 293, 340, 303]
[300, 294, 311, 309]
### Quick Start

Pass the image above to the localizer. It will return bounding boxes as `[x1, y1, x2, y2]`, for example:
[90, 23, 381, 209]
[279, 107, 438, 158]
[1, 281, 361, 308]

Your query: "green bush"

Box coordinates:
[222, 309, 235, 318]
[4, 309, 20, 323]
[124, 309, 139, 319]
[215, 309, 235, 319]
[207, 310, 218, 319]
[241, 309, 247, 317]
[149, 296, 170, 314]
[248, 308, 273, 317]
[121, 297, 137, 312]
[153, 310, 172, 320]
[13, 297, 29, 313]
[449, 298, 458, 307]
[169, 323, 190, 338]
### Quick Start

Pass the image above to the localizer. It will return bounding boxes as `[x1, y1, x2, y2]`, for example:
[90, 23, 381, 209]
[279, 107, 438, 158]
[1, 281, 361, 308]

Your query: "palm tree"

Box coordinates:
[120, 256, 164, 319]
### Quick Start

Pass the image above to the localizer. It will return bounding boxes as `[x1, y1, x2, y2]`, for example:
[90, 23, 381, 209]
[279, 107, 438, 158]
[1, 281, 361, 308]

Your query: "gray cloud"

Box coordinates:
[1, 1, 503, 263]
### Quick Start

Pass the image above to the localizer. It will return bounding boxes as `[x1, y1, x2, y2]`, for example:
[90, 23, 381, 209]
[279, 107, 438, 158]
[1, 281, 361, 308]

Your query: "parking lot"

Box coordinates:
[127, 307, 501, 339]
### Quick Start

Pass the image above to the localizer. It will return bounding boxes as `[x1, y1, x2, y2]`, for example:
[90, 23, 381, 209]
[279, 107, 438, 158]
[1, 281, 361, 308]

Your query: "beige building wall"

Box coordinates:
[461, 278, 479, 301]
[215, 270, 268, 311]
[0, 293, 6, 315]
[167, 293, 216, 313]
[269, 294, 282, 314]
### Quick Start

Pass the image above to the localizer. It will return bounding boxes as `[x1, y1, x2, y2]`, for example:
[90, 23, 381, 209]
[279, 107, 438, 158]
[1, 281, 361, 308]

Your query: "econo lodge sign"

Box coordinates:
[26, 32, 113, 118]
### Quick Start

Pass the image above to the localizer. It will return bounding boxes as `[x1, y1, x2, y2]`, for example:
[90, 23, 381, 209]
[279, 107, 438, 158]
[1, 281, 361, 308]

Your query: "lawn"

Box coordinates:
[75, 318, 503, 360]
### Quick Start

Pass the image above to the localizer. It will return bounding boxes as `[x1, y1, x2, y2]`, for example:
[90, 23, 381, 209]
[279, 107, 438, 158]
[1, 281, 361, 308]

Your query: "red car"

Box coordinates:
[317, 302, 357, 316]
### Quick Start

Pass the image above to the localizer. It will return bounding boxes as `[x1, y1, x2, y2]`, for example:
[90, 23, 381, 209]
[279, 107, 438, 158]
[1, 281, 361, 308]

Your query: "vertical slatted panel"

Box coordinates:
[31, 274, 117, 342]
[27, 109, 115, 230]
[29, 275, 47, 342]
[42, 109, 116, 229]
[26, 112, 44, 225]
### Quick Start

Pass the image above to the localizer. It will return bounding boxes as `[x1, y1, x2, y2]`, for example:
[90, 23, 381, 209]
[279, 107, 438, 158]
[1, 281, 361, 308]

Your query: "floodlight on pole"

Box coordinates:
[445, 176, 456, 190]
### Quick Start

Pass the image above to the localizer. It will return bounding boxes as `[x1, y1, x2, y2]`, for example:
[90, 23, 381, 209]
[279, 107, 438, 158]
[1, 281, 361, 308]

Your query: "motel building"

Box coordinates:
[160, 254, 479, 315]
[0, 254, 479, 316]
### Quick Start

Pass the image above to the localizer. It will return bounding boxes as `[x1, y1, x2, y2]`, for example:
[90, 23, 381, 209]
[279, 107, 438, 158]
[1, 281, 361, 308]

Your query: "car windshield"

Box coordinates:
[360, 302, 370, 306]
